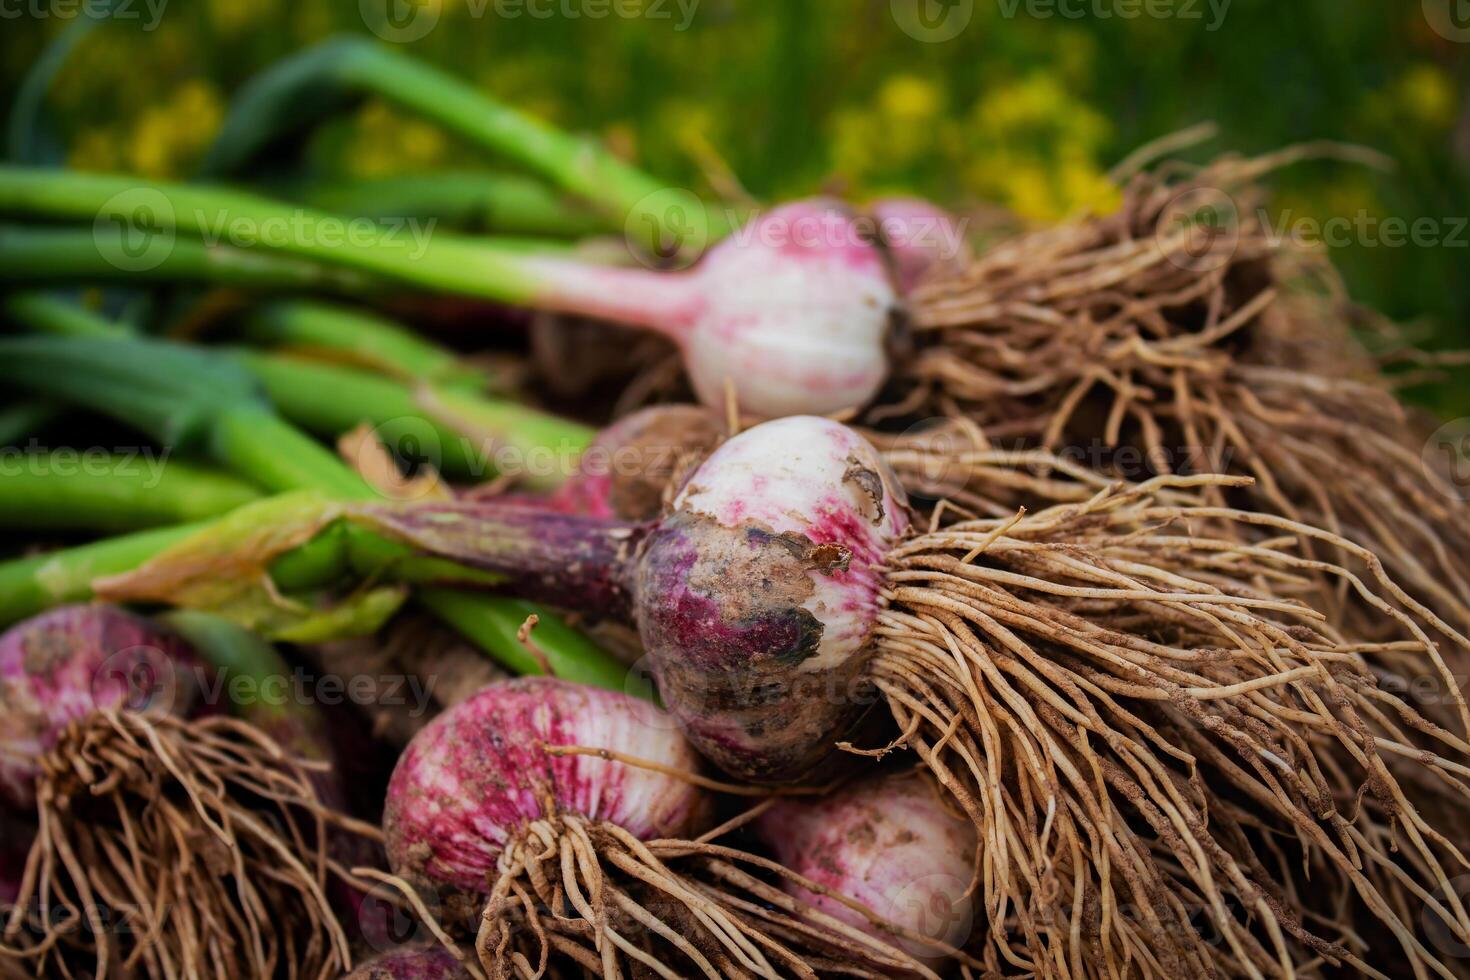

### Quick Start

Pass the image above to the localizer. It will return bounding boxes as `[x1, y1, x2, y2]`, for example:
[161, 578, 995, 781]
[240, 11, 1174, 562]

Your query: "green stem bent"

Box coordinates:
[202, 37, 702, 245]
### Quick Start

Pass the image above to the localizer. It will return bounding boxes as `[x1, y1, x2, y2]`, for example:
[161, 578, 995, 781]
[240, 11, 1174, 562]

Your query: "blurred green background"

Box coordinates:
[3, 0, 1468, 410]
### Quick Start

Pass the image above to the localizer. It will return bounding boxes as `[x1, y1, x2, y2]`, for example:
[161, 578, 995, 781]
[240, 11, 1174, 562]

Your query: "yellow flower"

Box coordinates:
[344, 101, 450, 178]
[209, 0, 282, 36]
[960, 74, 1114, 221]
[1059, 157, 1121, 216]
[123, 79, 225, 178]
[879, 75, 942, 121]
[1394, 64, 1458, 131]
[830, 108, 883, 183]
[68, 128, 123, 174]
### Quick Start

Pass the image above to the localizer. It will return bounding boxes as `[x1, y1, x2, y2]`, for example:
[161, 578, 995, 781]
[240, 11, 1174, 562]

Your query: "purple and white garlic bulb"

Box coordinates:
[636, 415, 911, 782]
[383, 677, 705, 895]
[0, 604, 199, 809]
[358, 416, 911, 786]
[757, 771, 977, 965]
[517, 200, 898, 417]
[380, 676, 931, 977]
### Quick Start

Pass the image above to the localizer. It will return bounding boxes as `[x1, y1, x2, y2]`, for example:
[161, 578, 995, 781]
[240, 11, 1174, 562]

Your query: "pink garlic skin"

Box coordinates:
[868, 197, 972, 293]
[635, 416, 911, 784]
[342, 945, 470, 980]
[757, 771, 977, 964]
[522, 199, 897, 419]
[683, 200, 896, 417]
[382, 677, 705, 894]
[0, 605, 201, 810]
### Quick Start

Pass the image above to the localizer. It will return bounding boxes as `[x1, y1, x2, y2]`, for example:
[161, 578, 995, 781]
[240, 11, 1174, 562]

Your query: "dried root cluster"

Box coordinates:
[1, 711, 359, 980]
[872, 473, 1470, 977]
[369, 810, 952, 980]
[901, 150, 1470, 645]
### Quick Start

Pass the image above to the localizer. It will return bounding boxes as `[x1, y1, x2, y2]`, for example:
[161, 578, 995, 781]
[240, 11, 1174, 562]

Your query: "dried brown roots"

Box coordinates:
[371, 814, 945, 980]
[870, 474, 1470, 979]
[0, 710, 357, 980]
[903, 148, 1470, 660]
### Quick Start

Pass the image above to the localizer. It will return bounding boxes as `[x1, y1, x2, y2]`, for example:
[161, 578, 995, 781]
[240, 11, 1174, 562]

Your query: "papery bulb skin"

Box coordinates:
[0, 605, 201, 809]
[545, 405, 724, 521]
[868, 198, 972, 293]
[757, 772, 978, 965]
[635, 416, 910, 784]
[342, 945, 471, 979]
[382, 677, 706, 894]
[521, 199, 897, 418]
[683, 200, 897, 417]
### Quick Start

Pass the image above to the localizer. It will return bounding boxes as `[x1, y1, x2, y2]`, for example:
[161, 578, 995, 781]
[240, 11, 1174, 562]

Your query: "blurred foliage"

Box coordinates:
[2, 0, 1468, 411]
